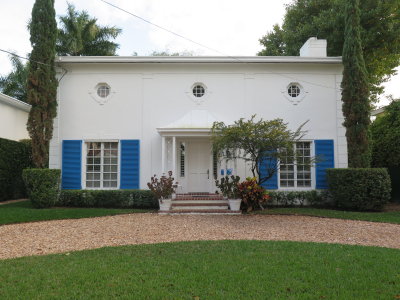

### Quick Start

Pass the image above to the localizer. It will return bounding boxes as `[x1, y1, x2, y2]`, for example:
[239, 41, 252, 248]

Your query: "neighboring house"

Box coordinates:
[0, 92, 30, 141]
[51, 37, 347, 193]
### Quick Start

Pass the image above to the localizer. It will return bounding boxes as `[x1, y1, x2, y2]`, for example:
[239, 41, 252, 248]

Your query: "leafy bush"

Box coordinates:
[215, 175, 241, 198]
[58, 190, 158, 208]
[327, 168, 391, 211]
[371, 99, 400, 168]
[237, 177, 269, 211]
[267, 190, 329, 207]
[22, 169, 61, 208]
[147, 171, 177, 202]
[0, 138, 33, 201]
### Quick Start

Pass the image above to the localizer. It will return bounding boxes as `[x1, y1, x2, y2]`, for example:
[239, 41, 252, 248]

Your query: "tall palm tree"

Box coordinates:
[56, 3, 122, 56]
[0, 54, 29, 102]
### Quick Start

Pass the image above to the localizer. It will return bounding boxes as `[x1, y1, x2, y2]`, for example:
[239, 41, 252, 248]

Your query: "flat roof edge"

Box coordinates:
[56, 56, 342, 64]
[0, 93, 31, 112]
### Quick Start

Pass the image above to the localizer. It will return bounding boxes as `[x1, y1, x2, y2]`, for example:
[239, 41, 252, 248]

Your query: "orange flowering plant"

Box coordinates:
[237, 177, 270, 212]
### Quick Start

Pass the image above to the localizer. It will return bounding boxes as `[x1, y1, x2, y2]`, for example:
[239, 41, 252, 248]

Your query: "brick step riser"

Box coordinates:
[172, 206, 229, 210]
[172, 200, 228, 205]
[175, 197, 224, 200]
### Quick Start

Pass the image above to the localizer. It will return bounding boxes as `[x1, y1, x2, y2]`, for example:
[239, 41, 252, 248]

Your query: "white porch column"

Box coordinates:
[161, 136, 166, 174]
[172, 136, 177, 177]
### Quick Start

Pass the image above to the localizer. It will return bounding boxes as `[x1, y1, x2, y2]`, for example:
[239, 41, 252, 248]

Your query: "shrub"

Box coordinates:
[147, 171, 177, 202]
[237, 177, 269, 211]
[58, 190, 158, 209]
[0, 138, 33, 201]
[22, 169, 61, 208]
[327, 168, 391, 211]
[215, 175, 241, 198]
[267, 190, 329, 207]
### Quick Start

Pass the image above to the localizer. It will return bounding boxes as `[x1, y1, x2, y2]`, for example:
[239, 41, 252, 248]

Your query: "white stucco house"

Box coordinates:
[50, 37, 347, 194]
[0, 92, 31, 141]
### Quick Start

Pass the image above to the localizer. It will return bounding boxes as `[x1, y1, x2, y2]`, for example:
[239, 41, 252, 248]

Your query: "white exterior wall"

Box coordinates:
[50, 61, 347, 190]
[0, 100, 30, 141]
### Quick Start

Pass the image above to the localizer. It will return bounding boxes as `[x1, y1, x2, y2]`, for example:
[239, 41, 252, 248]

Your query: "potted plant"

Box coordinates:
[215, 175, 241, 211]
[237, 177, 270, 212]
[147, 171, 176, 211]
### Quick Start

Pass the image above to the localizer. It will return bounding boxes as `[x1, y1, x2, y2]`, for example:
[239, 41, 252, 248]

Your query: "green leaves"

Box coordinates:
[371, 99, 400, 168]
[341, 0, 371, 168]
[27, 0, 58, 168]
[56, 3, 122, 56]
[211, 115, 307, 184]
[258, 0, 400, 101]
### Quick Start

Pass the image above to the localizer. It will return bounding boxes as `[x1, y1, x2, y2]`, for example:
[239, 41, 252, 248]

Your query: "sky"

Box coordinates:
[0, 0, 398, 107]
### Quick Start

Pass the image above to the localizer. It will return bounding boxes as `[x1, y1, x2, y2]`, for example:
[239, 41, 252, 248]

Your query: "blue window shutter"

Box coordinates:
[120, 140, 140, 189]
[315, 139, 334, 189]
[260, 154, 278, 190]
[62, 140, 82, 189]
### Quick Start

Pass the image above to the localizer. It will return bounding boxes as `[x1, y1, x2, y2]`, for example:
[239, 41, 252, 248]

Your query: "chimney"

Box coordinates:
[300, 37, 327, 57]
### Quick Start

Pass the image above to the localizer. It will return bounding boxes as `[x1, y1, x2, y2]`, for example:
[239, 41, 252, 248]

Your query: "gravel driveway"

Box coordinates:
[1, 213, 400, 259]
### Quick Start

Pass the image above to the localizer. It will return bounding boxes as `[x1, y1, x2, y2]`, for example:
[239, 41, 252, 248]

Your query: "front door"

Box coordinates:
[187, 141, 211, 193]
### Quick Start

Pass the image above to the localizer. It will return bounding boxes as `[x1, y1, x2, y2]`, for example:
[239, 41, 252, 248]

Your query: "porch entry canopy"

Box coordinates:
[156, 109, 231, 176]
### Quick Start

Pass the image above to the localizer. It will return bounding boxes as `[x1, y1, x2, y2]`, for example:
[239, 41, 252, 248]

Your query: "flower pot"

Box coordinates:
[159, 198, 172, 211]
[228, 198, 241, 211]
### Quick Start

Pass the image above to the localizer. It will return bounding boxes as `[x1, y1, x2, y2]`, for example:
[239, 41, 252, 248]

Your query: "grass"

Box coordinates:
[0, 201, 154, 226]
[257, 207, 400, 224]
[0, 240, 399, 299]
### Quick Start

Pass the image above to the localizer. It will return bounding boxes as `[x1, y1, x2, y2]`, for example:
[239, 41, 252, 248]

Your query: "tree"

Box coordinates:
[341, 0, 370, 168]
[27, 0, 58, 168]
[56, 3, 122, 56]
[0, 54, 29, 102]
[211, 116, 307, 185]
[258, 0, 400, 101]
[149, 50, 194, 56]
[371, 98, 400, 168]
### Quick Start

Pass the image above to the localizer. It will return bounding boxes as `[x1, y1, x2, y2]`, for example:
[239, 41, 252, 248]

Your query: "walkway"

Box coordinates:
[1, 214, 400, 259]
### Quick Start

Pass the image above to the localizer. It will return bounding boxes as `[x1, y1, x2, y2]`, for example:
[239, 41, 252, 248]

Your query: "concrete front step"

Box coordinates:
[159, 209, 241, 215]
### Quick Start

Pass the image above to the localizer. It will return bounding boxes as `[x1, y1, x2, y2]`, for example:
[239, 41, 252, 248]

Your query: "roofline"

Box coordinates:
[0, 92, 31, 112]
[56, 56, 342, 64]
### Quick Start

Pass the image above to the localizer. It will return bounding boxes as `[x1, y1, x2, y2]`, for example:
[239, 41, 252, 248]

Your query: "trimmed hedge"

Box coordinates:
[58, 190, 158, 209]
[268, 190, 331, 207]
[0, 138, 33, 201]
[22, 169, 61, 208]
[327, 168, 391, 211]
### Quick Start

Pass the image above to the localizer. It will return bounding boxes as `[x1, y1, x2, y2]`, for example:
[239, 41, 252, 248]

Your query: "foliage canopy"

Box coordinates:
[56, 3, 122, 56]
[0, 55, 29, 102]
[341, 0, 370, 168]
[371, 99, 400, 168]
[27, 0, 58, 168]
[211, 115, 307, 185]
[258, 0, 400, 101]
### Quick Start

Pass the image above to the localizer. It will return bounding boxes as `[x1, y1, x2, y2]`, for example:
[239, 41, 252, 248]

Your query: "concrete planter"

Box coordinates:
[228, 198, 242, 211]
[159, 198, 172, 211]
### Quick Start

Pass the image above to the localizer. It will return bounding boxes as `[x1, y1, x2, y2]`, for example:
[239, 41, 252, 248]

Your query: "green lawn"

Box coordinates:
[257, 207, 400, 224]
[0, 201, 154, 225]
[0, 240, 399, 299]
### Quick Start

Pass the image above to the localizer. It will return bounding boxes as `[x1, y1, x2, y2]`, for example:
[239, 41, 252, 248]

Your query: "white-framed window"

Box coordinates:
[280, 142, 312, 188]
[86, 141, 119, 189]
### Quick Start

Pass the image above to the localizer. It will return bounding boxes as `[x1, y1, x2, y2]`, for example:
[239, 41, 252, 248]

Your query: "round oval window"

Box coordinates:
[97, 85, 110, 98]
[192, 85, 205, 97]
[287, 84, 301, 98]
